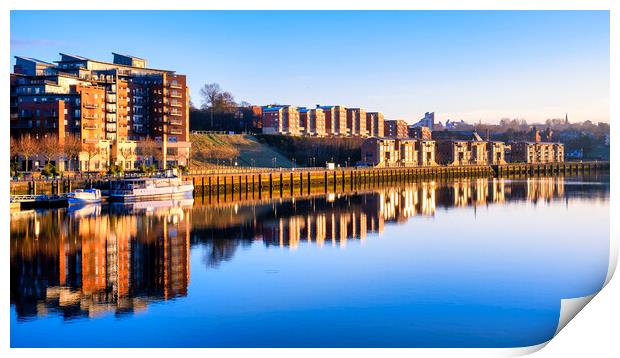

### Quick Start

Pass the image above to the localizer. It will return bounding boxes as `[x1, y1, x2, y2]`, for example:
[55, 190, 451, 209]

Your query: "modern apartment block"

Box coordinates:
[361, 138, 398, 167]
[309, 108, 326, 136]
[361, 137, 436, 167]
[436, 140, 471, 166]
[510, 127, 564, 163]
[511, 142, 564, 163]
[346, 108, 367, 137]
[366, 112, 385, 137]
[409, 126, 432, 140]
[487, 141, 507, 165]
[299, 107, 326, 136]
[319, 105, 347, 136]
[10, 53, 191, 171]
[262, 105, 301, 135]
[384, 119, 409, 138]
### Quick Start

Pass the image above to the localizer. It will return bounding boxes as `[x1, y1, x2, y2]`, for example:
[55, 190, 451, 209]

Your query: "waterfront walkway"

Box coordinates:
[9, 161, 609, 197]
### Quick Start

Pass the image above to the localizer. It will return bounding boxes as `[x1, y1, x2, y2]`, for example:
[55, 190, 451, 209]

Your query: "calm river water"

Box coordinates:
[10, 174, 610, 347]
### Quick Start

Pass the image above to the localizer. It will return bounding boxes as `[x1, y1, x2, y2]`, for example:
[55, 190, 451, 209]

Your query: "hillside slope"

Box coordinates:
[190, 133, 294, 168]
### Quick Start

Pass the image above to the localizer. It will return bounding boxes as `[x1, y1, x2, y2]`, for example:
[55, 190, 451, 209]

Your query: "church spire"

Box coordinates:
[565, 113, 569, 124]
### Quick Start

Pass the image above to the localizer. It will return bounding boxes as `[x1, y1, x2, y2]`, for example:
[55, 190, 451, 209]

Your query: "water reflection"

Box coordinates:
[10, 175, 609, 323]
[11, 199, 192, 321]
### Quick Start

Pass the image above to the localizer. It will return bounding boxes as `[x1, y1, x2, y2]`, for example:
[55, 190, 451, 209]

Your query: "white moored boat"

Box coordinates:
[67, 188, 102, 205]
[109, 172, 194, 202]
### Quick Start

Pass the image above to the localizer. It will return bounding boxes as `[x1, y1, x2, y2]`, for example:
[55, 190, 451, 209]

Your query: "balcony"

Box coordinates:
[83, 124, 98, 130]
[170, 92, 182, 98]
[83, 114, 97, 120]
[10, 113, 19, 119]
[83, 103, 98, 109]
[167, 111, 183, 117]
[168, 83, 182, 89]
[169, 129, 183, 135]
[169, 102, 182, 108]
[83, 138, 99, 144]
[169, 120, 183, 126]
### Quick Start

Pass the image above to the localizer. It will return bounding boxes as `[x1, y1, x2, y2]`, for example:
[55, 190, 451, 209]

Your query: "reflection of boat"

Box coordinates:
[109, 173, 193, 202]
[110, 195, 194, 215]
[67, 189, 102, 205]
[67, 203, 102, 218]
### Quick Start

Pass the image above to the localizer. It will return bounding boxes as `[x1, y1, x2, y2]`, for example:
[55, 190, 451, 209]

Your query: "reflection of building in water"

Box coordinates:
[379, 182, 437, 222]
[10, 203, 191, 321]
[490, 178, 506, 203]
[11, 176, 586, 321]
[526, 177, 565, 203]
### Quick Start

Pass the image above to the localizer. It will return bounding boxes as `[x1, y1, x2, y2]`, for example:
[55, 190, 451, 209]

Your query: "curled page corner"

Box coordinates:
[503, 232, 617, 356]
[604, 231, 618, 286]
[502, 341, 549, 357]
[555, 293, 597, 336]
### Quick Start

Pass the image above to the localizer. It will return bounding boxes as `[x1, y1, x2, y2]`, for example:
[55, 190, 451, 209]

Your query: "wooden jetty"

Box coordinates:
[10, 194, 68, 210]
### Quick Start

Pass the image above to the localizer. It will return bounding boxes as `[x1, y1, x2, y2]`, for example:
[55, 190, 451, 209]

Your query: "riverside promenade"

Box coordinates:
[9, 161, 609, 198]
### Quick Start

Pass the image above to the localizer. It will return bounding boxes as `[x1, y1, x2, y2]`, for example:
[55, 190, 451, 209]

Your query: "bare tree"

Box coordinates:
[117, 146, 134, 170]
[83, 142, 101, 172]
[139, 137, 161, 168]
[10, 137, 18, 163]
[214, 91, 237, 113]
[200, 83, 222, 128]
[63, 133, 82, 172]
[40, 135, 61, 165]
[17, 134, 37, 172]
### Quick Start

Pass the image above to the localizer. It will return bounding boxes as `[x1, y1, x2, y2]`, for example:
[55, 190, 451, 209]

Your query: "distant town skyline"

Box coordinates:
[10, 10, 610, 124]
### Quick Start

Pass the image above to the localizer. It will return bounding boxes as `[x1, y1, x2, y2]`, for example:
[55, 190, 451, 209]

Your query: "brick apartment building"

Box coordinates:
[384, 119, 409, 138]
[366, 112, 385, 137]
[10, 53, 191, 171]
[346, 108, 368, 137]
[318, 105, 347, 136]
[262, 105, 301, 135]
[510, 127, 564, 163]
[361, 137, 436, 167]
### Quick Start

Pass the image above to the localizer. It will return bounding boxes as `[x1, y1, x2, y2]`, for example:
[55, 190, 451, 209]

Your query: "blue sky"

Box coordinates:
[10, 10, 609, 124]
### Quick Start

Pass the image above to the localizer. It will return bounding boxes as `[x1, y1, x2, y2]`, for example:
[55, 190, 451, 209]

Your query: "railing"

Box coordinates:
[83, 103, 98, 109]
[10, 194, 67, 203]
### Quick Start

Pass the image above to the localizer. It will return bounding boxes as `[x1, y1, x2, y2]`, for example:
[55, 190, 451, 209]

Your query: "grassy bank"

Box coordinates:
[255, 134, 364, 167]
[190, 133, 293, 168]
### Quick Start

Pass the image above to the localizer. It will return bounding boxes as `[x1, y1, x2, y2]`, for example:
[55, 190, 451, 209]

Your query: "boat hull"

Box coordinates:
[110, 184, 194, 202]
[68, 198, 102, 206]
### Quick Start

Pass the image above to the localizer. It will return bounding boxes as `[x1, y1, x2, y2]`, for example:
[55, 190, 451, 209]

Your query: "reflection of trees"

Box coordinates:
[202, 239, 241, 268]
